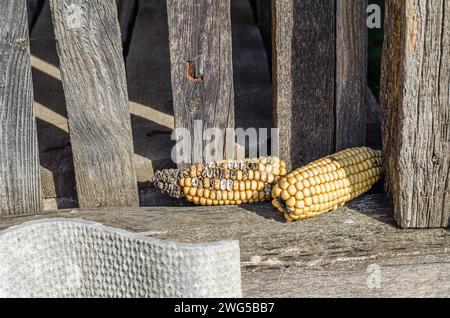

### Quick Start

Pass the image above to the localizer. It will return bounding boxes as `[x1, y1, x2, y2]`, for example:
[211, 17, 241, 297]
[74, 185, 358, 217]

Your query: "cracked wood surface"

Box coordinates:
[381, 0, 450, 228]
[2, 194, 450, 297]
[167, 0, 235, 167]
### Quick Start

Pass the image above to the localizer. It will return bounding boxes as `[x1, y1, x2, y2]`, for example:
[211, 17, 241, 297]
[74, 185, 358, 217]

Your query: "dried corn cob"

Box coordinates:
[272, 147, 383, 222]
[151, 157, 287, 205]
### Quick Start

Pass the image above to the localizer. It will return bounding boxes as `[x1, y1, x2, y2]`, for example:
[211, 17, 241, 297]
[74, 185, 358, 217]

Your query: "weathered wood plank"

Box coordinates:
[49, 0, 138, 208]
[2, 194, 450, 297]
[167, 0, 235, 167]
[335, 0, 367, 150]
[272, 0, 335, 170]
[381, 0, 450, 228]
[30, 0, 77, 207]
[0, 0, 42, 216]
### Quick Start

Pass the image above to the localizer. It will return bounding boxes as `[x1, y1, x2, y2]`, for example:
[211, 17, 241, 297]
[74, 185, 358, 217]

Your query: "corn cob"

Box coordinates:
[272, 147, 383, 222]
[151, 157, 287, 205]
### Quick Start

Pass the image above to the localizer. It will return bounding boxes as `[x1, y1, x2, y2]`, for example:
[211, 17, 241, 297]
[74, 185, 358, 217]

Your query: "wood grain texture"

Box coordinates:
[49, 0, 138, 208]
[381, 0, 450, 228]
[272, 0, 335, 170]
[167, 0, 235, 167]
[0, 0, 42, 216]
[2, 195, 450, 297]
[30, 0, 77, 205]
[335, 0, 367, 150]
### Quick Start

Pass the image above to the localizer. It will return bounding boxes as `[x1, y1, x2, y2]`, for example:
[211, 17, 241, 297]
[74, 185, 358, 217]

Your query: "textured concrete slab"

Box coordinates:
[0, 219, 241, 298]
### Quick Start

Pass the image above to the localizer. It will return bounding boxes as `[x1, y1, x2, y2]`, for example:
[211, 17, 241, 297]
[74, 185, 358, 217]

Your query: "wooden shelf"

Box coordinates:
[3, 194, 450, 297]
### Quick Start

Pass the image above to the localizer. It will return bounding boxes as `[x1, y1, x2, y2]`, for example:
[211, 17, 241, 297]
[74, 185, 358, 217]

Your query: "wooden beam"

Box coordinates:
[335, 0, 367, 150]
[272, 0, 335, 169]
[0, 0, 42, 216]
[167, 0, 235, 167]
[49, 0, 139, 208]
[381, 0, 450, 228]
[2, 195, 450, 297]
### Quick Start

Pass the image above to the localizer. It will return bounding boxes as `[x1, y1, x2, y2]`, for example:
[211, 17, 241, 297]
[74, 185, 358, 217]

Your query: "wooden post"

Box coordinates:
[335, 0, 367, 150]
[0, 0, 42, 216]
[167, 0, 235, 167]
[381, 0, 450, 228]
[49, 0, 139, 208]
[272, 0, 335, 169]
[272, 0, 367, 170]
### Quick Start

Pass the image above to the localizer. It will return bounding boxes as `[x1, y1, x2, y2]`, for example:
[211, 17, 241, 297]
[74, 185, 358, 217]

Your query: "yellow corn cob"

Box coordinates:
[151, 157, 287, 205]
[272, 147, 383, 222]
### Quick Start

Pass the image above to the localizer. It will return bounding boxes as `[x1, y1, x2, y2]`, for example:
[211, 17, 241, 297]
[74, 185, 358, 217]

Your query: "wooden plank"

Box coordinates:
[381, 0, 450, 228]
[2, 194, 450, 297]
[0, 0, 42, 216]
[29, 0, 77, 207]
[335, 0, 367, 150]
[167, 0, 235, 167]
[272, 0, 335, 170]
[49, 0, 138, 208]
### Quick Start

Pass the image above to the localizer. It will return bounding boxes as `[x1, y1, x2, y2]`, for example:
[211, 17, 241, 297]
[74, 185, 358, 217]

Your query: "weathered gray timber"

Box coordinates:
[335, 0, 367, 150]
[30, 1, 77, 207]
[1, 195, 450, 297]
[272, 0, 367, 169]
[272, 0, 335, 170]
[0, 219, 241, 298]
[49, 0, 139, 208]
[381, 0, 450, 228]
[167, 0, 235, 167]
[0, 0, 42, 216]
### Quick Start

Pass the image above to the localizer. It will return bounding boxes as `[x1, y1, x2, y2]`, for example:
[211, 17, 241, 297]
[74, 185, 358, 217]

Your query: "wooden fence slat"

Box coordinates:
[272, 0, 335, 170]
[254, 0, 272, 68]
[335, 0, 367, 150]
[167, 0, 235, 167]
[49, 0, 138, 208]
[0, 0, 42, 215]
[381, 0, 450, 228]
